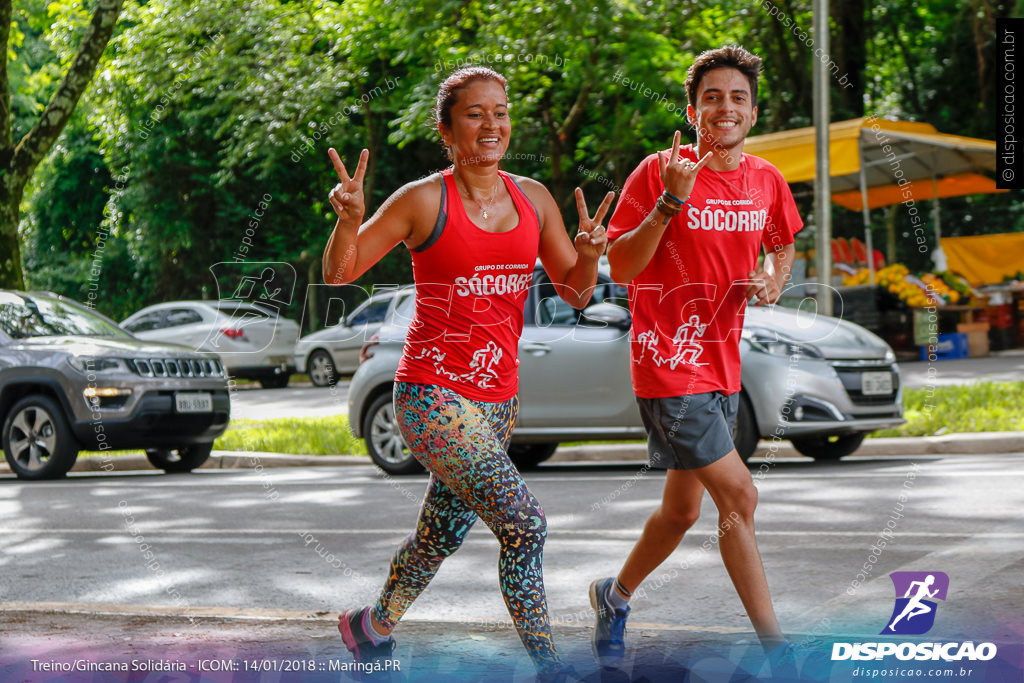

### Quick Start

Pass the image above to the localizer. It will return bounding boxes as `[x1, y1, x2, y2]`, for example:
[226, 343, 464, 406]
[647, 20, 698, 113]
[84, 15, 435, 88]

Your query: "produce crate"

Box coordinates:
[956, 322, 990, 357]
[920, 333, 969, 361]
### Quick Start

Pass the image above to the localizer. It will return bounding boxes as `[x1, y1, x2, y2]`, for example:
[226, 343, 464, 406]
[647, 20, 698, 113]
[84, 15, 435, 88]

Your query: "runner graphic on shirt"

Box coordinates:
[634, 315, 708, 369]
[672, 315, 707, 366]
[462, 341, 503, 388]
[410, 346, 458, 382]
[410, 341, 503, 389]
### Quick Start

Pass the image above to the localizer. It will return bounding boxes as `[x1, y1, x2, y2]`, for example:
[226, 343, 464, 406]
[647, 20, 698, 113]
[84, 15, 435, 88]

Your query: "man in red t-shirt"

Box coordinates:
[588, 45, 802, 667]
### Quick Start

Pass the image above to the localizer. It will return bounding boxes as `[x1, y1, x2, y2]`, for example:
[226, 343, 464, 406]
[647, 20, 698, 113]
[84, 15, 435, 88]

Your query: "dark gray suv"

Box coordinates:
[0, 291, 230, 480]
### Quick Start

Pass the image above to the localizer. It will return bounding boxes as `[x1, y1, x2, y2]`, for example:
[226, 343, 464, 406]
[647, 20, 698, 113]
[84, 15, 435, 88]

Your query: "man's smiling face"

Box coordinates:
[687, 67, 758, 159]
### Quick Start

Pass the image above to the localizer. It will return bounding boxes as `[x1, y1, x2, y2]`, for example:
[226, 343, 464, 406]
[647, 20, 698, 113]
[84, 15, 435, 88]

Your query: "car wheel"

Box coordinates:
[145, 443, 214, 473]
[259, 374, 290, 389]
[732, 392, 759, 463]
[308, 350, 337, 387]
[2, 395, 79, 480]
[363, 393, 424, 475]
[790, 433, 867, 461]
[508, 443, 559, 469]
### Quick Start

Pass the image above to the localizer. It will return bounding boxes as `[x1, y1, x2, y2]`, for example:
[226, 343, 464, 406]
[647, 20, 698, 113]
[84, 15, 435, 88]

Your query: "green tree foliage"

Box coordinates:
[1, 0, 124, 289]
[12, 0, 1020, 323]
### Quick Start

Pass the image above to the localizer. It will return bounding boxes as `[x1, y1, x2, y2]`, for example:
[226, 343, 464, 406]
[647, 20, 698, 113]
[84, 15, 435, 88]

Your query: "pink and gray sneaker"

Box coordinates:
[338, 607, 398, 682]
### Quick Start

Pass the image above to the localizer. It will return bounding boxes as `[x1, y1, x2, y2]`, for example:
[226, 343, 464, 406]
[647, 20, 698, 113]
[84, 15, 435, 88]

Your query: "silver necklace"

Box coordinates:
[706, 154, 750, 199]
[457, 172, 502, 221]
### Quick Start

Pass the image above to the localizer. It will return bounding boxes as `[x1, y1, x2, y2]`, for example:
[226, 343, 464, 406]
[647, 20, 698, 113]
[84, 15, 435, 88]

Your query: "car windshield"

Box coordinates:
[391, 291, 416, 324]
[214, 302, 270, 316]
[0, 293, 130, 340]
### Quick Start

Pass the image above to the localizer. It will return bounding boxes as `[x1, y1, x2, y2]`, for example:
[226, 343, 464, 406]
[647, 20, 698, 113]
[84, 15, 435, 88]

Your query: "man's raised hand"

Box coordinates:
[327, 147, 368, 225]
[657, 130, 712, 202]
[574, 188, 614, 260]
[745, 269, 782, 305]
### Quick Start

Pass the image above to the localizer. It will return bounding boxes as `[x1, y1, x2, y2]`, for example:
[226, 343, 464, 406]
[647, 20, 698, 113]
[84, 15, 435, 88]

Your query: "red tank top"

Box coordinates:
[395, 168, 541, 402]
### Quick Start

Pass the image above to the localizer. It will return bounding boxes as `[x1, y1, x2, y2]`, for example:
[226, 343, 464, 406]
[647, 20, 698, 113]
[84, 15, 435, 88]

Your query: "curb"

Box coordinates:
[1, 432, 1022, 476]
[550, 431, 1024, 463]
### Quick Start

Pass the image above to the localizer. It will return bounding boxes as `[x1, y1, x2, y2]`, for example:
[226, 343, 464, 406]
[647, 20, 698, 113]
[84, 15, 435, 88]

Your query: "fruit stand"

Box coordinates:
[837, 264, 989, 359]
[941, 233, 1024, 352]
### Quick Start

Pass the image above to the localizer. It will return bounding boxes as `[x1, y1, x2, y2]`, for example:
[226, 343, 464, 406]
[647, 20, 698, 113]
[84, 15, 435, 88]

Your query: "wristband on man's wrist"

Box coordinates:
[655, 196, 682, 219]
[663, 190, 689, 206]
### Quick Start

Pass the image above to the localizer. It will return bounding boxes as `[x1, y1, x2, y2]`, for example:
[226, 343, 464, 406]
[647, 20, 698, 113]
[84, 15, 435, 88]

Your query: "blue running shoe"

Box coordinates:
[588, 577, 630, 668]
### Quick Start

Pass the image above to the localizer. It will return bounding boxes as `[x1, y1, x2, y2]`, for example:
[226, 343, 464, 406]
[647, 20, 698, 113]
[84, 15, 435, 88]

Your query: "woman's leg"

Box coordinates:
[381, 382, 559, 673]
[371, 472, 478, 631]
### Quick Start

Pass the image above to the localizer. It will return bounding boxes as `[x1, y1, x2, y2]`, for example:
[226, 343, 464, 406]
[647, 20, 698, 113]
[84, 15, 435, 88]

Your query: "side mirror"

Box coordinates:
[578, 302, 631, 330]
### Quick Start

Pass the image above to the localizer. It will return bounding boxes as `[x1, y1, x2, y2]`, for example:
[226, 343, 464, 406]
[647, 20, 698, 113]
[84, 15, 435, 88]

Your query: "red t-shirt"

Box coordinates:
[395, 169, 540, 402]
[606, 145, 803, 398]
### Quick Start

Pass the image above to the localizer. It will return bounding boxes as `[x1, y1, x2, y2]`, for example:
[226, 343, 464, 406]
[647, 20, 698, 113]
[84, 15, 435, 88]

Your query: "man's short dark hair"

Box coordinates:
[685, 45, 762, 108]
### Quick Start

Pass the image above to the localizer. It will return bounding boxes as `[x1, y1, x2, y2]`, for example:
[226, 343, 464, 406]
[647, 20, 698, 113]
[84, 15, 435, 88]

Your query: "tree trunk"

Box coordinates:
[0, 0, 124, 289]
[0, 181, 24, 289]
[831, 0, 866, 118]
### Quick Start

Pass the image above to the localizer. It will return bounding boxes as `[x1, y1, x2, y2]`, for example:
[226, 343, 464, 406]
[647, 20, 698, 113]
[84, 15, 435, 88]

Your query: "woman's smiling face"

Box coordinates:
[439, 79, 511, 166]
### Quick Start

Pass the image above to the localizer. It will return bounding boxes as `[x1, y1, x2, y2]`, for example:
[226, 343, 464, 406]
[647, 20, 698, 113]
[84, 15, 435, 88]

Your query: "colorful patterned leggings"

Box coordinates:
[371, 381, 558, 673]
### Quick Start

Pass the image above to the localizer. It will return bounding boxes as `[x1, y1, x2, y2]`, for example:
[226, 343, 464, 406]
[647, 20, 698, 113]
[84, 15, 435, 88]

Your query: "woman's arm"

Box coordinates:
[519, 177, 613, 309]
[323, 148, 431, 284]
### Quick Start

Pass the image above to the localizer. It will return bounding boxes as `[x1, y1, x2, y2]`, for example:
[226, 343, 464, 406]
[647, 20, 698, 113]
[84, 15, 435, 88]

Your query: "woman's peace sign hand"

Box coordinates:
[574, 188, 615, 260]
[327, 147, 368, 225]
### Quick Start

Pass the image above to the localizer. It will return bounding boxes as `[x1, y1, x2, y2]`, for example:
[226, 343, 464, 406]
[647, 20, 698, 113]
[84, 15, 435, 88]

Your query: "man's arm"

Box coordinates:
[608, 131, 711, 285]
[744, 243, 795, 305]
[607, 205, 675, 285]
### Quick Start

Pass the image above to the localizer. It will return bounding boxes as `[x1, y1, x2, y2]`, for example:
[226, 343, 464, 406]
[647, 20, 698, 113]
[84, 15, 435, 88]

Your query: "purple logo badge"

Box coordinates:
[881, 571, 949, 635]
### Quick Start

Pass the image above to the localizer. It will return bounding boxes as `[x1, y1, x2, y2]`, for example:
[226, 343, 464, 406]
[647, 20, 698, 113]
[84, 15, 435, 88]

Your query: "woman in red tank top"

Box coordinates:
[323, 67, 612, 683]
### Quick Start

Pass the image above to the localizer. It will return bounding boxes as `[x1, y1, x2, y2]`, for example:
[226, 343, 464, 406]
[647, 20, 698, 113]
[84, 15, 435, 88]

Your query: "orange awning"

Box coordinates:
[831, 173, 1007, 211]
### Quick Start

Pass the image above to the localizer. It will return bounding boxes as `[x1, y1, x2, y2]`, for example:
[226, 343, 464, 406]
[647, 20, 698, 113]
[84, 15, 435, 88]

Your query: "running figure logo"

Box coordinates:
[881, 571, 949, 635]
[411, 341, 502, 390]
[635, 315, 709, 369]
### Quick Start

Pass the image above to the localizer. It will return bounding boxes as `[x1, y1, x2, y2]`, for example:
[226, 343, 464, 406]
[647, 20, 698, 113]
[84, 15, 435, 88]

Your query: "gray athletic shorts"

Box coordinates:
[636, 391, 739, 470]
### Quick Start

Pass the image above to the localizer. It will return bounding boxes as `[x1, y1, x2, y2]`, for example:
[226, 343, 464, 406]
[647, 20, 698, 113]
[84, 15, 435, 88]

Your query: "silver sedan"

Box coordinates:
[348, 268, 905, 474]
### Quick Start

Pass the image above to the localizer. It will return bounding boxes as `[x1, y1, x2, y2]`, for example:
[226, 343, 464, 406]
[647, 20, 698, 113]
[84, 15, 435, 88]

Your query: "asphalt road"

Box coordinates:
[229, 381, 351, 419]
[2, 454, 1021, 643]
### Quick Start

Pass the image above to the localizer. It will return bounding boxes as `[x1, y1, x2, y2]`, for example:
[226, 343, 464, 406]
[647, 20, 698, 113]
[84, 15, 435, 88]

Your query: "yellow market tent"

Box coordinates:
[743, 117, 1002, 279]
[941, 233, 1024, 286]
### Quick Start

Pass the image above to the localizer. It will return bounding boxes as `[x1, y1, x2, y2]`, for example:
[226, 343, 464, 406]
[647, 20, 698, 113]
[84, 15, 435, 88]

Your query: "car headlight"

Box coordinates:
[745, 330, 824, 359]
[884, 347, 896, 363]
[70, 357, 129, 374]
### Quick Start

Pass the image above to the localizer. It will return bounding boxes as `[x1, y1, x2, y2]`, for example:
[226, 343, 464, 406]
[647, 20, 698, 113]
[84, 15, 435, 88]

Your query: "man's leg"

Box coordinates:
[617, 469, 704, 593]
[693, 449, 783, 646]
[588, 470, 703, 668]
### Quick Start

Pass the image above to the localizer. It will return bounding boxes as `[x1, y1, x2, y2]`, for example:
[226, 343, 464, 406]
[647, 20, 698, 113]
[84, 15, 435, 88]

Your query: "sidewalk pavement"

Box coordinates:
[0, 603, 899, 683]
[3, 603, 1018, 683]
[2, 432, 1022, 475]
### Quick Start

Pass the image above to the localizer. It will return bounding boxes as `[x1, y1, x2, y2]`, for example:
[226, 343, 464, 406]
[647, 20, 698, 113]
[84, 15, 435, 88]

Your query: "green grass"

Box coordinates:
[77, 415, 367, 459]
[212, 416, 368, 455]
[76, 380, 1024, 459]
[871, 380, 1024, 437]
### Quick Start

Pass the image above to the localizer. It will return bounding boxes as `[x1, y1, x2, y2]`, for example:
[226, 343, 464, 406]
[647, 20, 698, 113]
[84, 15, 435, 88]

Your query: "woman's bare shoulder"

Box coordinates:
[506, 173, 554, 207]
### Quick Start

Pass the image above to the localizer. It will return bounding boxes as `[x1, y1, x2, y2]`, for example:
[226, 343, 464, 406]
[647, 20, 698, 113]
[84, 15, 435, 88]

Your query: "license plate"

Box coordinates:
[175, 392, 213, 413]
[861, 371, 893, 395]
